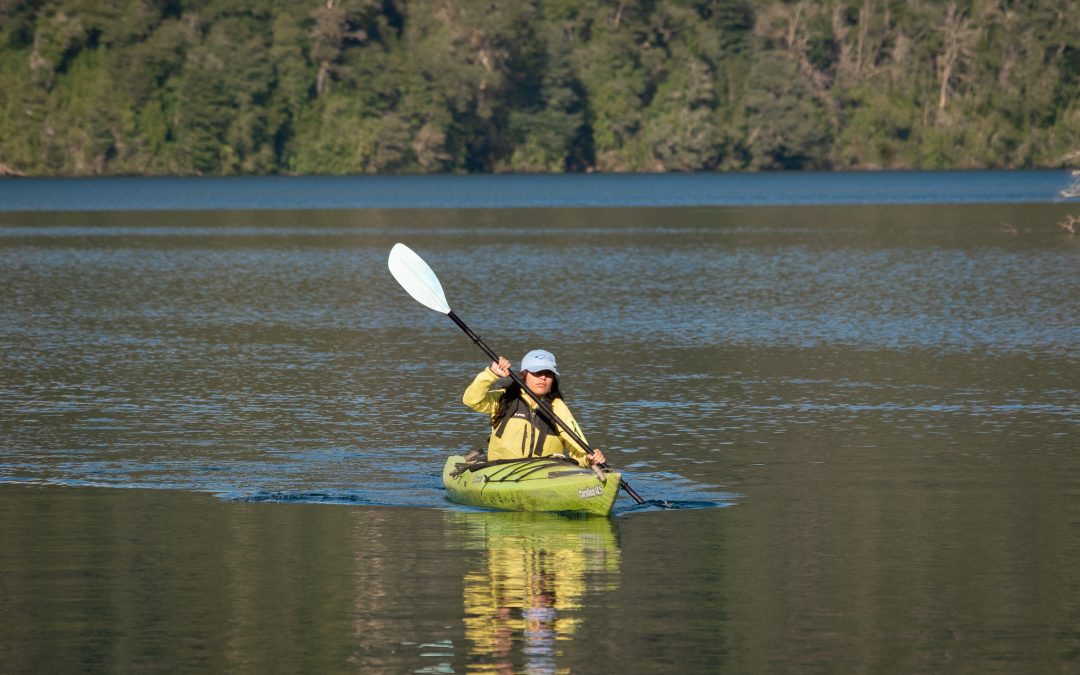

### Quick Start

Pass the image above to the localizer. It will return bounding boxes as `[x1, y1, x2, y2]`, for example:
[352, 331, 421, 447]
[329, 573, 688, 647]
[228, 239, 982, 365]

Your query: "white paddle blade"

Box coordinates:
[387, 243, 452, 314]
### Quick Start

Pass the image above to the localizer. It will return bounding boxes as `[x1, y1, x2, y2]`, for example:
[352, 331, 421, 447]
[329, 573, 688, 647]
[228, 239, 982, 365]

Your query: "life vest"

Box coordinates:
[491, 392, 559, 457]
[463, 368, 589, 465]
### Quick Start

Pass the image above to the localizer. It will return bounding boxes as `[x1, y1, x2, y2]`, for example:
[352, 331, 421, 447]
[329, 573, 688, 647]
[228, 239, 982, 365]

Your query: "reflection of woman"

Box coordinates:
[463, 349, 606, 467]
[456, 512, 621, 672]
[522, 573, 557, 672]
[463, 543, 581, 669]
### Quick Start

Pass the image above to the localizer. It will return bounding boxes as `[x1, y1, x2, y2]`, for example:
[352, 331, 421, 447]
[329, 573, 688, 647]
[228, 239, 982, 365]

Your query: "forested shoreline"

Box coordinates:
[0, 0, 1077, 177]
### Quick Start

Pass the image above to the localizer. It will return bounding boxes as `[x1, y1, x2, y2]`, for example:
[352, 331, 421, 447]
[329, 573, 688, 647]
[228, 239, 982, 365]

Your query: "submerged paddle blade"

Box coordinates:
[388, 243, 452, 314]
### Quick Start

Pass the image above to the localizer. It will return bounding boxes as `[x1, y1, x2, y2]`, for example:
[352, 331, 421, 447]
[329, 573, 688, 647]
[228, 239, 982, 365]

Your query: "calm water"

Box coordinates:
[0, 169, 1073, 210]
[2, 173, 1079, 672]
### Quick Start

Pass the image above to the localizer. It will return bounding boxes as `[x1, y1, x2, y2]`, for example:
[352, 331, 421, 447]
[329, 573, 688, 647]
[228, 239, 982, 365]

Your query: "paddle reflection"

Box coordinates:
[447, 511, 621, 674]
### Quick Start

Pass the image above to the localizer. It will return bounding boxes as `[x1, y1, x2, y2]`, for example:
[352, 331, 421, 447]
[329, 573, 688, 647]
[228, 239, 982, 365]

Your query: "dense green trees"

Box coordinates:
[0, 0, 1076, 176]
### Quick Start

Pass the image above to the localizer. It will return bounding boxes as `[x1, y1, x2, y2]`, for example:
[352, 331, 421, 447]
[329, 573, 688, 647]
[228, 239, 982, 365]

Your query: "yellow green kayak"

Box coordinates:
[442, 455, 621, 516]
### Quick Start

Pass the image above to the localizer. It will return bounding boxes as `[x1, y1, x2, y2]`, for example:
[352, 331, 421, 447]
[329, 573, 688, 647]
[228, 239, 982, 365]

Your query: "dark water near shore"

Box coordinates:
[0, 169, 1072, 210]
[2, 173, 1079, 672]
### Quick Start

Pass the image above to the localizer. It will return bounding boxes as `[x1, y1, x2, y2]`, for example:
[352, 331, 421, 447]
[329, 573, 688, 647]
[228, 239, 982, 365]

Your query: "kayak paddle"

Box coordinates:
[388, 242, 645, 505]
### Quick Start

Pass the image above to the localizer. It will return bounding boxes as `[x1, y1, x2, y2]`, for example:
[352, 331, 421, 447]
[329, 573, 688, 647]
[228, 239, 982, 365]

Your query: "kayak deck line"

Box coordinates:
[452, 455, 602, 483]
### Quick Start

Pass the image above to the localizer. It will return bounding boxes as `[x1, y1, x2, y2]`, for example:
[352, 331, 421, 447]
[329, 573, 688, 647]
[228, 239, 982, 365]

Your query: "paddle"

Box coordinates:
[388, 242, 645, 505]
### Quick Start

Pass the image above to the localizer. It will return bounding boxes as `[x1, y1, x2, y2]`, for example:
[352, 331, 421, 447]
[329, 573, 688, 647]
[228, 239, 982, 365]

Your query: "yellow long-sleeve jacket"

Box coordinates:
[463, 368, 591, 467]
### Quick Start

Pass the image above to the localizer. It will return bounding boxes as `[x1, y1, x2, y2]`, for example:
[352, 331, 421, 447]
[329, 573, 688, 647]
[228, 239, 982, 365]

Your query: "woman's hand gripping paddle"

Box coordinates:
[388, 243, 645, 504]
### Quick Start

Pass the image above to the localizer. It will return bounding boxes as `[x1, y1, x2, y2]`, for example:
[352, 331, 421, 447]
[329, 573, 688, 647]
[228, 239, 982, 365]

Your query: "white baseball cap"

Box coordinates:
[520, 349, 559, 376]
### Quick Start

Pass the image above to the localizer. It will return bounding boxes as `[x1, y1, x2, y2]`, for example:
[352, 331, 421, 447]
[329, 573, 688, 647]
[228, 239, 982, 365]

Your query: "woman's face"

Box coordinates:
[523, 370, 555, 397]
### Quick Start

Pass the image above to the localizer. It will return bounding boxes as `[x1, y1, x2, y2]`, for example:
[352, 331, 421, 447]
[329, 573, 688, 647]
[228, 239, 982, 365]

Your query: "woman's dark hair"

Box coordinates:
[491, 375, 562, 429]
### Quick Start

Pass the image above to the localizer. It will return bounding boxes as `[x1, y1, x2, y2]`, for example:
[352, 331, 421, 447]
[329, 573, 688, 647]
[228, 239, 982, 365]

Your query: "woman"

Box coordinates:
[463, 349, 606, 467]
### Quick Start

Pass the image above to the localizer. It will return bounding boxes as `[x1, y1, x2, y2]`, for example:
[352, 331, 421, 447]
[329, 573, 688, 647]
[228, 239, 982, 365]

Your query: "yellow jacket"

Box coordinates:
[463, 368, 591, 466]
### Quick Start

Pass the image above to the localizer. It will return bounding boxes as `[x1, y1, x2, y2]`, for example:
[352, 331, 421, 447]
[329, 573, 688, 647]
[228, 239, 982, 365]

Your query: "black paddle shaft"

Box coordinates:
[447, 310, 645, 504]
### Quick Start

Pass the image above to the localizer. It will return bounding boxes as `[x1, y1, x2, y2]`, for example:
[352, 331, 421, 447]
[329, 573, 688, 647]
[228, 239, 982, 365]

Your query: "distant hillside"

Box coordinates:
[1, 0, 1077, 176]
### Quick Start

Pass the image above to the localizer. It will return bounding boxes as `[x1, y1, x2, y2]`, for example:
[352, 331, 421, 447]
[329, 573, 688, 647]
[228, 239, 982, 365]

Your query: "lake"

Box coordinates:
[2, 171, 1079, 672]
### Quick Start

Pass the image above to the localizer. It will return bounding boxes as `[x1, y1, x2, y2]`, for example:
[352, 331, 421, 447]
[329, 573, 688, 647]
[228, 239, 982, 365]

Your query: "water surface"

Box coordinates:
[0, 169, 1072, 210]
[2, 173, 1079, 671]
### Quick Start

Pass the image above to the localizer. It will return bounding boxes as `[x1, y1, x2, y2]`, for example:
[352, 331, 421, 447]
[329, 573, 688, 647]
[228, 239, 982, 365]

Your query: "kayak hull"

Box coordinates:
[442, 455, 621, 516]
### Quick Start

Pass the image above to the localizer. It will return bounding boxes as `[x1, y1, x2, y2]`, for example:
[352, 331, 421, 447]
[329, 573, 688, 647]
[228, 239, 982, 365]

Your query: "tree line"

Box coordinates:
[0, 0, 1077, 176]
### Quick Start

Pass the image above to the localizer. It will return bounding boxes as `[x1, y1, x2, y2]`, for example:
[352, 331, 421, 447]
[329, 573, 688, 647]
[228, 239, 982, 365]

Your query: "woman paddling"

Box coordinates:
[463, 349, 606, 468]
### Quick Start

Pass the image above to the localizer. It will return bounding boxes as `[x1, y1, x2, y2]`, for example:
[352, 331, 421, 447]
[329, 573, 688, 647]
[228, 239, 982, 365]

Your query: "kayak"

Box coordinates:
[443, 455, 621, 515]
[442, 455, 622, 516]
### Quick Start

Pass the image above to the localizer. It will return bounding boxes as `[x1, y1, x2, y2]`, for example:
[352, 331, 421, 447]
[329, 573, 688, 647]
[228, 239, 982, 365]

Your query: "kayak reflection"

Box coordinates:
[447, 511, 621, 673]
